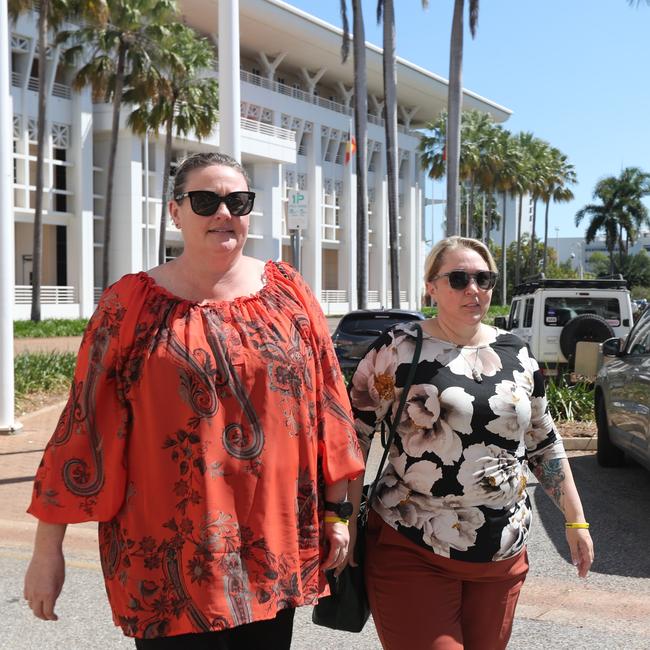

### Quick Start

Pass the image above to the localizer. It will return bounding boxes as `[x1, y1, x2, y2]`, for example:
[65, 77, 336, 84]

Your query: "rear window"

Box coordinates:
[338, 314, 420, 336]
[543, 297, 621, 328]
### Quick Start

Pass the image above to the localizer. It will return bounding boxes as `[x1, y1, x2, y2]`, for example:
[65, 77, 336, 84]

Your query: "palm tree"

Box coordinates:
[9, 0, 107, 320]
[511, 131, 536, 286]
[340, 0, 369, 309]
[574, 167, 650, 274]
[446, 0, 479, 236]
[419, 109, 498, 238]
[60, 0, 177, 289]
[126, 24, 219, 264]
[376, 0, 400, 307]
[526, 138, 551, 276]
[540, 148, 575, 273]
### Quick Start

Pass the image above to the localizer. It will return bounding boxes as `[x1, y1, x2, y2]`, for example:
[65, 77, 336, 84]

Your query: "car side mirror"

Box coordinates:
[601, 337, 623, 357]
[493, 316, 508, 330]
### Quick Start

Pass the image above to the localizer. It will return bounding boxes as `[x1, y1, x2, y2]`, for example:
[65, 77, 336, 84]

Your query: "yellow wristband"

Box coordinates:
[324, 516, 349, 526]
[565, 522, 590, 529]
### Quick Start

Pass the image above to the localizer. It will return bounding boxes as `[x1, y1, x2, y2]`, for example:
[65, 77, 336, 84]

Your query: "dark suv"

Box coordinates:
[332, 309, 426, 371]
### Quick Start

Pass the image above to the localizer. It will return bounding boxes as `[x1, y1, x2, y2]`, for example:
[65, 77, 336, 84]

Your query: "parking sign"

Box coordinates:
[287, 190, 308, 229]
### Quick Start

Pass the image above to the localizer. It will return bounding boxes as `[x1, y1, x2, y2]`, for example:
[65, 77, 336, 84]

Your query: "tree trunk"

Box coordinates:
[529, 196, 537, 275]
[542, 199, 550, 273]
[31, 1, 49, 322]
[500, 191, 507, 306]
[446, 0, 464, 236]
[352, 0, 368, 309]
[468, 175, 476, 238]
[515, 193, 523, 286]
[158, 110, 174, 264]
[102, 42, 127, 289]
[382, 0, 400, 308]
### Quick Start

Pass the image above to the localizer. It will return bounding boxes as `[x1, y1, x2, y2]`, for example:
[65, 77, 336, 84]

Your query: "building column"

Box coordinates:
[342, 159, 357, 310]
[110, 132, 142, 281]
[0, 0, 20, 431]
[69, 87, 95, 317]
[401, 150, 417, 309]
[373, 144, 388, 307]
[218, 0, 241, 161]
[303, 124, 322, 298]
[253, 162, 282, 261]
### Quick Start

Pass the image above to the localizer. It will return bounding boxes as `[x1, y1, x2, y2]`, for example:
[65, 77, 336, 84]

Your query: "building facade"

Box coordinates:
[8, 0, 510, 319]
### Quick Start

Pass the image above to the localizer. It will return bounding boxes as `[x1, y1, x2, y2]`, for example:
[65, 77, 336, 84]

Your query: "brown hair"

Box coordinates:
[172, 152, 250, 198]
[424, 236, 498, 284]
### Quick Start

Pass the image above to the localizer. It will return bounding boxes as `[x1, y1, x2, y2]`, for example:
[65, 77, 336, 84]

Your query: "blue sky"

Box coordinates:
[288, 0, 650, 241]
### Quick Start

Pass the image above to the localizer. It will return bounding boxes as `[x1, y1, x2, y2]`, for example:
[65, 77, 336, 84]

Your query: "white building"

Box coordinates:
[7, 0, 511, 319]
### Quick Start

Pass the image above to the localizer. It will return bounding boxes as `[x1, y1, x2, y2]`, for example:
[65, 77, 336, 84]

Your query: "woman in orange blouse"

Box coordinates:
[24, 152, 364, 648]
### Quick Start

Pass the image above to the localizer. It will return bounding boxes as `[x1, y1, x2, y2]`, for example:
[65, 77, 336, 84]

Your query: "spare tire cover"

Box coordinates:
[559, 313, 615, 361]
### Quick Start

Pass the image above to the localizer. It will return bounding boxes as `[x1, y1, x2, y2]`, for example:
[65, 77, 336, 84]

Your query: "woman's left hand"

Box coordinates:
[321, 521, 350, 572]
[566, 528, 594, 578]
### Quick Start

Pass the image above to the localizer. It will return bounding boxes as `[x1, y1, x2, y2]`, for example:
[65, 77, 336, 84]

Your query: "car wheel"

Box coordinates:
[595, 395, 626, 467]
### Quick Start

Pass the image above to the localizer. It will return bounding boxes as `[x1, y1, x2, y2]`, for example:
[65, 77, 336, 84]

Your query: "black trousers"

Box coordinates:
[134, 608, 295, 650]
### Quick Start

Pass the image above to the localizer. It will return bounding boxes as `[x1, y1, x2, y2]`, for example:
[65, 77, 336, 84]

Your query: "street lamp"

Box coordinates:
[570, 241, 584, 279]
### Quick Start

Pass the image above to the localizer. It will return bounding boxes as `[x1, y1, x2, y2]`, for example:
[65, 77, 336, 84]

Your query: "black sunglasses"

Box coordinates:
[432, 270, 498, 291]
[174, 190, 256, 217]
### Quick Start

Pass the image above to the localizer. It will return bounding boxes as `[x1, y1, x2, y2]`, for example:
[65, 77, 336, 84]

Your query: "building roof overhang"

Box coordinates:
[179, 0, 511, 128]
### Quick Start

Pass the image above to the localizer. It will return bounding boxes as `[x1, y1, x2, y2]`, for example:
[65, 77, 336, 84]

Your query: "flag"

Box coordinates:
[344, 136, 357, 165]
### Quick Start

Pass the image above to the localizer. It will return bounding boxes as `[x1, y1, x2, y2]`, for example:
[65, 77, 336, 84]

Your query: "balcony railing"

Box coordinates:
[25, 76, 72, 99]
[11, 71, 21, 87]
[15, 285, 76, 304]
[321, 290, 348, 303]
[240, 117, 295, 142]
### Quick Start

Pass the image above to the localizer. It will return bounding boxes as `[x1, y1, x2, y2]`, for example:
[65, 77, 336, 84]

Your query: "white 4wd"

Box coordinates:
[496, 276, 634, 376]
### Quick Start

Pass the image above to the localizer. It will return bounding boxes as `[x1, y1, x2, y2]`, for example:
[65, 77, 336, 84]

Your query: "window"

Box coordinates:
[508, 300, 521, 329]
[523, 299, 534, 328]
[626, 319, 650, 355]
[544, 297, 621, 328]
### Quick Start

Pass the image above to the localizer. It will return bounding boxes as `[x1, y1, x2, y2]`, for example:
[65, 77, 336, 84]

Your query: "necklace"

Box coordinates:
[458, 346, 483, 383]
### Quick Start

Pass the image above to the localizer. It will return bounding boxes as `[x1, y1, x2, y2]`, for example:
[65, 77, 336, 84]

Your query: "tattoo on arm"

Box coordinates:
[531, 458, 566, 513]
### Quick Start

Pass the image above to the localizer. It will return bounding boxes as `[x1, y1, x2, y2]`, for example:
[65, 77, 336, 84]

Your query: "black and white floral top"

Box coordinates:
[349, 322, 567, 562]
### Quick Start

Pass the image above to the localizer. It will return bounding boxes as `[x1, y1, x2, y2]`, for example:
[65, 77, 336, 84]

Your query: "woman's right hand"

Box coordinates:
[24, 547, 65, 620]
[24, 521, 67, 622]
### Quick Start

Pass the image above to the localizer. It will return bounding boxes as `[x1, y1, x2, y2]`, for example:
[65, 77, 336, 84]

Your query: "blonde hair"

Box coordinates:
[424, 236, 498, 284]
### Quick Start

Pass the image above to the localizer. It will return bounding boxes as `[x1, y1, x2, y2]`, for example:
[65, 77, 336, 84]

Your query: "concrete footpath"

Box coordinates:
[2, 401, 650, 648]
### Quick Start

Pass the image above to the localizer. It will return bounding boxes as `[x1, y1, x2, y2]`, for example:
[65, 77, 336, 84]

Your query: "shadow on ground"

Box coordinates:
[532, 453, 650, 579]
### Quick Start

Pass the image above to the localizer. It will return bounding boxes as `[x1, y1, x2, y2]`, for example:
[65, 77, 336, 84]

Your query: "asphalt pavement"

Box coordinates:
[2, 333, 650, 648]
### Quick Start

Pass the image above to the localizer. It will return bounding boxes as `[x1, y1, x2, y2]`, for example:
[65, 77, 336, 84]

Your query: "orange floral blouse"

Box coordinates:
[28, 261, 364, 640]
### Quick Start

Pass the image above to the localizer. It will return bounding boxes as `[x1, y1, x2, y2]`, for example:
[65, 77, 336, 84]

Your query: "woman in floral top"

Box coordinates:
[347, 236, 593, 650]
[23, 153, 364, 648]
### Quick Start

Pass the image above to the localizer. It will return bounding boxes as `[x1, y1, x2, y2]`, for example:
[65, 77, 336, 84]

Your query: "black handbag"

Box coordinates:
[312, 324, 423, 633]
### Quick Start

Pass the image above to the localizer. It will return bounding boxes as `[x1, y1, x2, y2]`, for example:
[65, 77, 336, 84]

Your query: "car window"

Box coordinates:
[543, 297, 621, 328]
[508, 300, 521, 329]
[337, 314, 421, 336]
[523, 299, 534, 328]
[626, 318, 650, 355]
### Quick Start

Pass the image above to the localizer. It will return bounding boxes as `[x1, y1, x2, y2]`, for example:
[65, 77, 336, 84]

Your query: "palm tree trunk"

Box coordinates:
[382, 0, 400, 308]
[102, 42, 127, 289]
[542, 199, 550, 273]
[31, 1, 49, 322]
[446, 0, 464, 237]
[515, 193, 523, 286]
[468, 176, 476, 237]
[352, 0, 368, 309]
[158, 111, 174, 264]
[500, 191, 507, 306]
[530, 197, 537, 275]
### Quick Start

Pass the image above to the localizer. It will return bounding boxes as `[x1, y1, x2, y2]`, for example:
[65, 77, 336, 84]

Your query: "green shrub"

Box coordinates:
[14, 352, 76, 397]
[545, 377, 594, 422]
[14, 318, 89, 338]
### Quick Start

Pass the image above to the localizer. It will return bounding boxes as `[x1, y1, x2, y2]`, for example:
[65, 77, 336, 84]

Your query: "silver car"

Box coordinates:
[595, 307, 650, 471]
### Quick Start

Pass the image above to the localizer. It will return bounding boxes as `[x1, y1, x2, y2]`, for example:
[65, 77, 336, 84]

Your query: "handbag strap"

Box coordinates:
[367, 323, 423, 507]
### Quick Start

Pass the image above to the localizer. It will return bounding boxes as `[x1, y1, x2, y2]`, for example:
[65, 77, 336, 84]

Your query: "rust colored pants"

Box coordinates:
[365, 511, 529, 650]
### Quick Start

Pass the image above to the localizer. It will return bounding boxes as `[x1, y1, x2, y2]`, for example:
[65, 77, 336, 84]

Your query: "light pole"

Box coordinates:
[555, 227, 560, 263]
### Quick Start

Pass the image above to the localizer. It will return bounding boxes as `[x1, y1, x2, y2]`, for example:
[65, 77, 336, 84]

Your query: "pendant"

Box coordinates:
[471, 368, 483, 383]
